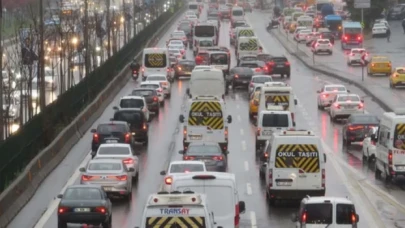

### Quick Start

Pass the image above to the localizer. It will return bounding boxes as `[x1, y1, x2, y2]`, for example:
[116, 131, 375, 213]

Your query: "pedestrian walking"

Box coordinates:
[386, 28, 391, 42]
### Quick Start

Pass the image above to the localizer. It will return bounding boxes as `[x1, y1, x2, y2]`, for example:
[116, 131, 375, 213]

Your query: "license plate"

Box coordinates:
[346, 105, 355, 109]
[276, 182, 292, 186]
[103, 187, 113, 191]
[262, 131, 272, 136]
[190, 135, 202, 140]
[74, 208, 90, 212]
[106, 140, 118, 143]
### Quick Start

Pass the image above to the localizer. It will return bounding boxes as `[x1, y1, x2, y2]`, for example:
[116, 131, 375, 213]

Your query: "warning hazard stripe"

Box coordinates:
[240, 39, 258, 51]
[188, 101, 224, 129]
[146, 216, 205, 228]
[266, 95, 289, 103]
[147, 53, 164, 67]
[396, 124, 405, 135]
[238, 29, 254, 37]
[275, 144, 320, 173]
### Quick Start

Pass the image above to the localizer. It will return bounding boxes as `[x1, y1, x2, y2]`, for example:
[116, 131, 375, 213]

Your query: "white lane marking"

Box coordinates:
[250, 211, 257, 228]
[34, 153, 92, 228]
[246, 183, 252, 195]
[242, 141, 247, 151]
[240, 129, 244, 135]
[237, 115, 242, 122]
[244, 161, 249, 171]
[236, 104, 240, 109]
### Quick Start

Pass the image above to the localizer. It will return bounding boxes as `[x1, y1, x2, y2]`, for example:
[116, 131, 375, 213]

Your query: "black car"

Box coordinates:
[174, 59, 196, 78]
[57, 185, 112, 228]
[179, 142, 228, 172]
[112, 108, 149, 145]
[319, 31, 335, 44]
[342, 114, 379, 146]
[266, 56, 290, 77]
[228, 67, 254, 90]
[131, 88, 160, 114]
[90, 121, 134, 154]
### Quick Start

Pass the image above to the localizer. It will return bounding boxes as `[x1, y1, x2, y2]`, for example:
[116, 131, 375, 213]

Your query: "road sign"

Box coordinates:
[360, 22, 365, 28]
[361, 53, 369, 66]
[354, 0, 370, 9]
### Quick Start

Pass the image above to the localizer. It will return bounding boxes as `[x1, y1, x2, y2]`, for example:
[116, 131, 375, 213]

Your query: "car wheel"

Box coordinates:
[102, 215, 112, 228]
[58, 220, 67, 228]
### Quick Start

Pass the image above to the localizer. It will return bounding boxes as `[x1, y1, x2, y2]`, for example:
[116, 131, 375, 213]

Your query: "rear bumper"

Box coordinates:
[183, 141, 228, 151]
[268, 189, 325, 200]
[345, 131, 366, 142]
[133, 131, 148, 141]
[58, 213, 108, 224]
[233, 79, 251, 86]
[269, 67, 290, 74]
[147, 103, 159, 112]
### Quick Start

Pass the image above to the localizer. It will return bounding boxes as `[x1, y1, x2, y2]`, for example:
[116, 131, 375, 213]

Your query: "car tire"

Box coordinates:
[155, 108, 160, 116]
[58, 220, 67, 228]
[127, 192, 133, 201]
[102, 215, 112, 228]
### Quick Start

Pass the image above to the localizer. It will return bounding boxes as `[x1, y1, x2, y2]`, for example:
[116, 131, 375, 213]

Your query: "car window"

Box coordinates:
[337, 95, 360, 102]
[97, 147, 131, 155]
[88, 162, 122, 171]
[132, 90, 155, 96]
[252, 77, 272, 83]
[241, 56, 257, 61]
[186, 145, 221, 155]
[169, 164, 205, 173]
[325, 86, 346, 92]
[304, 203, 333, 224]
[141, 84, 159, 89]
[240, 63, 259, 68]
[147, 76, 166, 81]
[210, 53, 228, 64]
[271, 57, 287, 63]
[114, 111, 143, 124]
[262, 114, 289, 127]
[97, 124, 126, 134]
[120, 98, 144, 108]
[64, 188, 102, 200]
[397, 69, 405, 74]
[350, 115, 379, 124]
[336, 204, 356, 224]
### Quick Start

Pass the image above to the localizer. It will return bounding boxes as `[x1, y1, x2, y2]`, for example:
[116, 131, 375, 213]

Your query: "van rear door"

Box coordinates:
[392, 123, 405, 170]
[260, 112, 291, 136]
[143, 53, 168, 76]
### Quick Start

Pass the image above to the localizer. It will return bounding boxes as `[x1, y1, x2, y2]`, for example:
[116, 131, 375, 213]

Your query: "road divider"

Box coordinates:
[0, 5, 186, 227]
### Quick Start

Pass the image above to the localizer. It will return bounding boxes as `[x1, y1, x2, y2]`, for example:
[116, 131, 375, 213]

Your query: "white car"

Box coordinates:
[170, 31, 188, 45]
[168, 48, 183, 59]
[294, 27, 310, 42]
[116, 96, 150, 121]
[168, 43, 185, 54]
[249, 75, 273, 94]
[362, 126, 378, 161]
[374, 19, 389, 28]
[372, 23, 388, 37]
[140, 81, 164, 105]
[305, 32, 321, 46]
[185, 10, 197, 18]
[329, 94, 364, 122]
[145, 74, 171, 97]
[347, 48, 369, 66]
[192, 65, 214, 71]
[311, 39, 333, 55]
[186, 15, 198, 25]
[159, 161, 206, 192]
[167, 39, 183, 47]
[317, 84, 349, 109]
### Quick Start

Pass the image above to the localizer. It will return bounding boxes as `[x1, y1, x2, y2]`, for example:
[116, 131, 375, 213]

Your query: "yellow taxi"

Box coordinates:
[367, 56, 392, 76]
[249, 91, 260, 119]
[389, 67, 405, 88]
[289, 22, 297, 33]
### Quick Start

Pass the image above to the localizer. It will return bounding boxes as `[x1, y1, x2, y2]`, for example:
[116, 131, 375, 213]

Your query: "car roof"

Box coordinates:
[189, 141, 220, 147]
[304, 196, 354, 204]
[170, 161, 206, 165]
[337, 93, 359, 97]
[252, 75, 272, 78]
[132, 88, 155, 91]
[325, 84, 345, 88]
[99, 143, 131, 148]
[141, 81, 161, 85]
[98, 120, 127, 125]
[121, 95, 143, 99]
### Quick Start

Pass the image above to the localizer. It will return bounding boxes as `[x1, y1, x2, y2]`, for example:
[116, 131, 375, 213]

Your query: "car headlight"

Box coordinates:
[32, 93, 38, 98]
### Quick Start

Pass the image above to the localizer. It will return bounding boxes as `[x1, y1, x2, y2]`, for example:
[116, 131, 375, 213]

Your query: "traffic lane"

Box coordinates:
[246, 11, 405, 109]
[9, 13, 189, 228]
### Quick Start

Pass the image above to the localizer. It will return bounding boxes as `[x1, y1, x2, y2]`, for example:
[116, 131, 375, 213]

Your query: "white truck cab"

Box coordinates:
[138, 192, 216, 228]
[375, 108, 405, 181]
[261, 130, 326, 206]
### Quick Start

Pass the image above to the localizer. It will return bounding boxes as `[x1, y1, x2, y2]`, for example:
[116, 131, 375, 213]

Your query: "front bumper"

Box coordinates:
[268, 189, 325, 200]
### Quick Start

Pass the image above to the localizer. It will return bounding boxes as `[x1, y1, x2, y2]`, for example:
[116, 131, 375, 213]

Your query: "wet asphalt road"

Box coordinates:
[8, 7, 405, 228]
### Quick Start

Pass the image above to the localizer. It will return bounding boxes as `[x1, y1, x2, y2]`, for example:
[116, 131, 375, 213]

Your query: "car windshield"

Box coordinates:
[240, 63, 259, 68]
[97, 124, 126, 134]
[88, 162, 122, 171]
[186, 145, 221, 156]
[338, 95, 360, 102]
[325, 86, 346, 92]
[336, 204, 356, 224]
[120, 98, 143, 108]
[147, 76, 166, 81]
[114, 111, 143, 124]
[169, 164, 205, 173]
[170, 41, 183, 45]
[132, 90, 154, 96]
[305, 203, 333, 224]
[397, 69, 405, 74]
[179, 24, 190, 30]
[233, 10, 243, 16]
[262, 113, 289, 127]
[97, 146, 131, 155]
[234, 67, 253, 74]
[64, 188, 102, 200]
[351, 115, 379, 124]
[189, 4, 198, 9]
[141, 84, 159, 89]
[252, 76, 272, 83]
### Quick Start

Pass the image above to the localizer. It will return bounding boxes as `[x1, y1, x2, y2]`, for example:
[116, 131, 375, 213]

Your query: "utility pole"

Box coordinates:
[106, 0, 111, 58]
[39, 0, 46, 111]
[122, 0, 127, 44]
[0, 0, 4, 141]
[84, 0, 90, 78]
[133, 0, 137, 36]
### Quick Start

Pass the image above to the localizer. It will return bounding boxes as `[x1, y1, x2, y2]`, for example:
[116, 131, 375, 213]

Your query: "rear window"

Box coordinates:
[132, 90, 155, 96]
[241, 56, 257, 61]
[252, 76, 272, 83]
[232, 10, 243, 16]
[337, 95, 359, 102]
[240, 63, 258, 68]
[271, 57, 287, 63]
[318, 40, 330, 44]
[147, 76, 166, 81]
[97, 124, 126, 134]
[64, 188, 102, 200]
[97, 146, 131, 155]
[304, 203, 333, 224]
[257, 55, 271, 62]
[144, 53, 167, 68]
[394, 123, 405, 150]
[210, 53, 228, 65]
[189, 4, 198, 9]
[120, 98, 144, 108]
[114, 111, 143, 123]
[336, 204, 356, 224]
[187, 145, 221, 155]
[141, 84, 159, 89]
[88, 163, 122, 171]
[262, 113, 289, 127]
[169, 164, 205, 173]
[325, 86, 346, 92]
[352, 49, 365, 54]
[350, 115, 379, 124]
[275, 144, 320, 172]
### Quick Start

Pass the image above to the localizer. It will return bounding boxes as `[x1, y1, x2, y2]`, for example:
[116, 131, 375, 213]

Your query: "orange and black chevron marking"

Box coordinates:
[238, 29, 254, 37]
[146, 53, 164, 67]
[239, 39, 258, 51]
[188, 101, 224, 129]
[146, 216, 205, 228]
[265, 95, 289, 104]
[275, 144, 320, 173]
[395, 124, 405, 150]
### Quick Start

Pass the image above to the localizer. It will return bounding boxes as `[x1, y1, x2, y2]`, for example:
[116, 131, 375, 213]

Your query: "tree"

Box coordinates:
[346, 0, 387, 28]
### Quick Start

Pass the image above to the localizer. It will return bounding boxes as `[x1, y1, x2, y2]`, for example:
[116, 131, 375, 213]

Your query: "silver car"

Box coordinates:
[79, 159, 133, 200]
[249, 75, 273, 94]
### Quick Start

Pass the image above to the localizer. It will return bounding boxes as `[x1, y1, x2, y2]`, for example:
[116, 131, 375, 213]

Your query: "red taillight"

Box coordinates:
[249, 82, 254, 87]
[143, 123, 147, 130]
[388, 63, 392, 68]
[234, 74, 239, 78]
[157, 88, 163, 92]
[142, 67, 145, 72]
[184, 156, 195, 160]
[351, 213, 356, 224]
[123, 158, 134, 164]
[153, 96, 158, 102]
[213, 156, 223, 161]
[81, 175, 92, 181]
[350, 53, 355, 56]
[285, 62, 290, 66]
[268, 168, 273, 188]
[358, 103, 364, 109]
[58, 206, 69, 214]
[165, 176, 173, 185]
[268, 62, 275, 67]
[322, 169, 325, 188]
[302, 212, 307, 223]
[334, 103, 340, 109]
[133, 70, 137, 73]
[125, 133, 131, 143]
[116, 175, 128, 181]
[95, 206, 107, 214]
[235, 203, 240, 226]
[344, 36, 348, 41]
[357, 36, 362, 41]
[388, 150, 393, 166]
[264, 152, 269, 158]
[322, 94, 328, 98]
[348, 125, 363, 131]
[93, 133, 99, 143]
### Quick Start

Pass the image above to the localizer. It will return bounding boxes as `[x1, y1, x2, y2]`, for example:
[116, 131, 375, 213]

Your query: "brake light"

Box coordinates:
[116, 175, 128, 181]
[123, 158, 134, 164]
[165, 176, 173, 185]
[249, 82, 254, 87]
[235, 203, 240, 226]
[343, 36, 348, 41]
[153, 96, 158, 102]
[334, 103, 340, 109]
[234, 74, 239, 78]
[388, 150, 393, 167]
[125, 133, 131, 143]
[351, 213, 356, 224]
[302, 212, 307, 223]
[133, 70, 137, 73]
[143, 123, 147, 130]
[264, 152, 269, 158]
[213, 156, 223, 161]
[268, 168, 273, 187]
[157, 88, 163, 92]
[93, 133, 99, 143]
[388, 63, 392, 68]
[348, 125, 363, 131]
[322, 94, 328, 98]
[225, 126, 228, 139]
[81, 175, 92, 181]
[95, 206, 107, 214]
[358, 103, 364, 109]
[183, 126, 187, 138]
[285, 61, 290, 66]
[184, 156, 195, 160]
[322, 168, 325, 188]
[255, 68, 261, 72]
[263, 66, 268, 71]
[257, 127, 261, 136]
[357, 36, 362, 41]
[58, 206, 69, 214]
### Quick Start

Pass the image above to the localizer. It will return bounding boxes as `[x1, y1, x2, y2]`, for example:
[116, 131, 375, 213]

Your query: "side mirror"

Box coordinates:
[356, 214, 359, 222]
[291, 213, 298, 222]
[57, 194, 63, 199]
[160, 170, 166, 175]
[323, 154, 327, 163]
[238, 201, 246, 214]
[179, 114, 185, 123]
[113, 106, 119, 110]
[79, 167, 86, 172]
[178, 150, 184, 154]
[227, 115, 232, 123]
[347, 90, 350, 93]
[90, 129, 96, 133]
[128, 167, 135, 172]
[186, 88, 190, 95]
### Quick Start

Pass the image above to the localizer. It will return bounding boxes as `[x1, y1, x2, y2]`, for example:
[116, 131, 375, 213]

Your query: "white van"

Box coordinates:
[375, 108, 405, 181]
[188, 68, 225, 98]
[236, 36, 259, 59]
[193, 23, 218, 47]
[209, 51, 230, 75]
[231, 6, 244, 24]
[169, 172, 246, 228]
[141, 48, 170, 80]
[261, 130, 326, 206]
[138, 192, 216, 228]
[255, 107, 295, 151]
[179, 96, 232, 152]
[188, 2, 200, 17]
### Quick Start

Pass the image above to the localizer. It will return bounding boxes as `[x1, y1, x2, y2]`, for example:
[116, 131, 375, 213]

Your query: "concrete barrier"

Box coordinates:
[0, 6, 185, 227]
[270, 28, 392, 112]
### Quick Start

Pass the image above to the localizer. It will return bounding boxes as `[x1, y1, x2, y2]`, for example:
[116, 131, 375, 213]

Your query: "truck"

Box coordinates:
[324, 15, 343, 37]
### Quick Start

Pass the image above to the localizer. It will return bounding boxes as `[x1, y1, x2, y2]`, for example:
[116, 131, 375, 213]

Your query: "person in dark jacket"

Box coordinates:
[130, 59, 141, 72]
[386, 28, 391, 42]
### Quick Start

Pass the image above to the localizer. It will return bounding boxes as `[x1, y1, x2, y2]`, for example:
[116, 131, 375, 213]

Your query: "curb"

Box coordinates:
[0, 6, 186, 228]
[269, 28, 393, 112]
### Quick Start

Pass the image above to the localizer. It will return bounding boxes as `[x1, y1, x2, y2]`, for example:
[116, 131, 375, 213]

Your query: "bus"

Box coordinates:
[341, 21, 363, 50]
